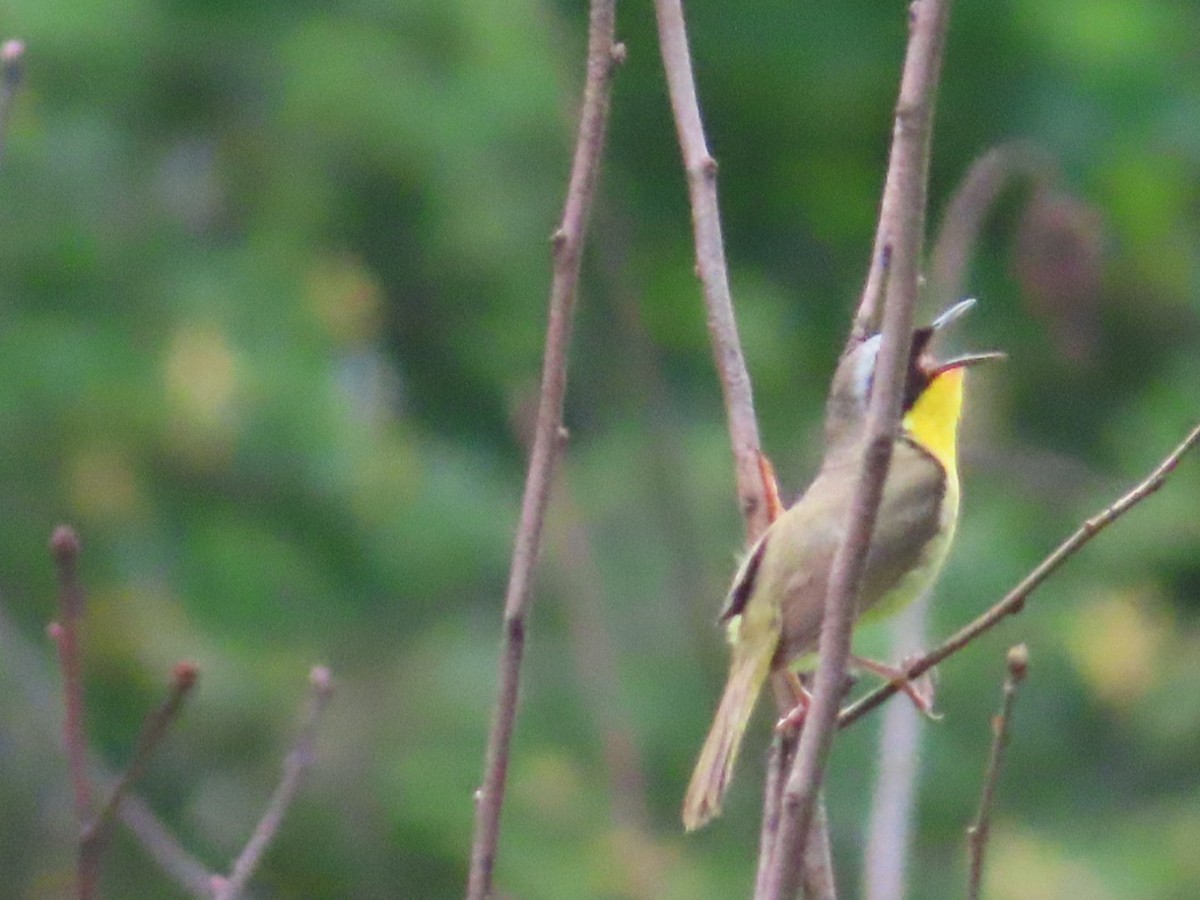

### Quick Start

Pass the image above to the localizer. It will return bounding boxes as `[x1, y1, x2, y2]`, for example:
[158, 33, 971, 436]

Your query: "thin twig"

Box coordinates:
[653, 0, 836, 890]
[464, 4, 622, 896]
[80, 662, 199, 892]
[0, 604, 218, 898]
[118, 795, 217, 899]
[652, 0, 770, 539]
[966, 644, 1028, 899]
[839, 421, 1200, 729]
[0, 39, 24, 165]
[763, 3, 954, 897]
[47, 525, 96, 900]
[213, 666, 335, 900]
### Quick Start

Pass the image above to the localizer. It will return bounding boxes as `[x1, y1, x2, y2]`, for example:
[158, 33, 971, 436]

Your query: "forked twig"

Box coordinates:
[838, 421, 1200, 729]
[0, 603, 216, 897]
[213, 666, 335, 900]
[465, 3, 622, 896]
[966, 645, 1028, 900]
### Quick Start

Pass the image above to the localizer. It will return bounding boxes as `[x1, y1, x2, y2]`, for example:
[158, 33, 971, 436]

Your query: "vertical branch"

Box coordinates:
[966, 645, 1028, 900]
[464, 3, 622, 896]
[47, 526, 95, 900]
[764, 2, 954, 897]
[653, 0, 770, 539]
[860, 602, 926, 900]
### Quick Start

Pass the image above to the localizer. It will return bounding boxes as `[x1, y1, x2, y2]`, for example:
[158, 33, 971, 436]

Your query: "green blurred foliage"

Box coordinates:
[0, 0, 1198, 897]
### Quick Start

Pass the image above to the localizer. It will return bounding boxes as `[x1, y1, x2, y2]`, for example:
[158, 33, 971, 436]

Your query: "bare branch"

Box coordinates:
[966, 645, 1028, 899]
[213, 666, 335, 900]
[81, 662, 199, 893]
[653, 0, 838, 891]
[118, 795, 216, 899]
[839, 421, 1200, 729]
[47, 525, 98, 900]
[653, 0, 769, 539]
[763, 2, 955, 896]
[0, 604, 218, 897]
[465, 4, 622, 895]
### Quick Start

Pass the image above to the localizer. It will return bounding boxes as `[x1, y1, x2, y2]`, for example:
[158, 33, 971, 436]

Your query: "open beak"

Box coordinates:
[928, 298, 1005, 376]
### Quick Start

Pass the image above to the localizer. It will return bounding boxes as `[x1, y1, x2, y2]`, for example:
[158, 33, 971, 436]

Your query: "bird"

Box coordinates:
[681, 299, 1002, 831]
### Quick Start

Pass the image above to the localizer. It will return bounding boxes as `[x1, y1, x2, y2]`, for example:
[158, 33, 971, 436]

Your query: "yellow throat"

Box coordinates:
[902, 366, 965, 480]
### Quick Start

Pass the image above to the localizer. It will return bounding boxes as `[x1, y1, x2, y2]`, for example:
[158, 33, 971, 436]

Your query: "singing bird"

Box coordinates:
[682, 299, 1001, 831]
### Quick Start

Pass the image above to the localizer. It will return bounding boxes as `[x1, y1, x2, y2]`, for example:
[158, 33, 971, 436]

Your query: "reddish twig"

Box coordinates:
[81, 662, 199, 894]
[838, 421, 1200, 729]
[763, 3, 954, 897]
[213, 666, 334, 900]
[464, 4, 622, 895]
[966, 645, 1028, 900]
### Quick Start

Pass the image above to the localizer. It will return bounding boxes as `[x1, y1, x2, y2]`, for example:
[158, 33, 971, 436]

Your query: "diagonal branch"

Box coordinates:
[763, 2, 955, 896]
[839, 421, 1200, 728]
[81, 662, 199, 894]
[653, 0, 770, 540]
[213, 667, 334, 900]
[653, 1, 838, 894]
[465, 4, 623, 897]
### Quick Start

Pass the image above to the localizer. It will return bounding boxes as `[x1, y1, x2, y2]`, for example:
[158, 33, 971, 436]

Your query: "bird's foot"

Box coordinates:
[774, 670, 811, 733]
[851, 654, 941, 721]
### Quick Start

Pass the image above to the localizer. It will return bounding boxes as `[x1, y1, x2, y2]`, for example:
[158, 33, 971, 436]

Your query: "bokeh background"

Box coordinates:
[1, 0, 1199, 897]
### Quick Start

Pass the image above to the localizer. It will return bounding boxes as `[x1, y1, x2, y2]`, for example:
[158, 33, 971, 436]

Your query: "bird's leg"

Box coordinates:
[850, 654, 941, 720]
[774, 670, 812, 733]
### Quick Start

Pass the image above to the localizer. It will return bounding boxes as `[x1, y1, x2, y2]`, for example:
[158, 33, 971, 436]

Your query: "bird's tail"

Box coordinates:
[681, 641, 774, 831]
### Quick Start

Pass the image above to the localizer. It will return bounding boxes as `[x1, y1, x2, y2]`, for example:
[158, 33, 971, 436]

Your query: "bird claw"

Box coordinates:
[852, 654, 941, 720]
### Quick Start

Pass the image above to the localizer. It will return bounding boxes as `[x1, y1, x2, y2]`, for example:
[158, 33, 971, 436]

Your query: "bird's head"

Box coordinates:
[825, 299, 1004, 457]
